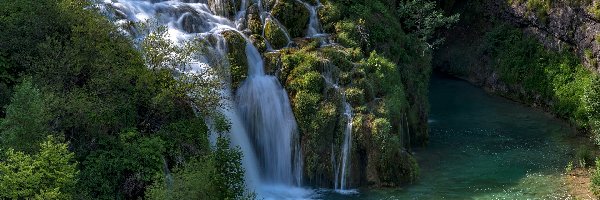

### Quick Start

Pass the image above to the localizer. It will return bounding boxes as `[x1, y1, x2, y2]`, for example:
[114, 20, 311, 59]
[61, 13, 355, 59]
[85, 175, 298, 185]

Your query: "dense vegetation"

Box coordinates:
[436, 1, 600, 143]
[434, 1, 600, 197]
[251, 0, 456, 186]
[0, 0, 249, 199]
[0, 0, 456, 199]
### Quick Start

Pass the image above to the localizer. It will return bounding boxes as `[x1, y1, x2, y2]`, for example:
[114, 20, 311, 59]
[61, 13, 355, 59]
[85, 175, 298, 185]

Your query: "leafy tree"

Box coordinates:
[0, 78, 53, 153]
[77, 130, 166, 199]
[140, 24, 224, 116]
[397, 0, 460, 48]
[0, 135, 78, 199]
[146, 137, 254, 200]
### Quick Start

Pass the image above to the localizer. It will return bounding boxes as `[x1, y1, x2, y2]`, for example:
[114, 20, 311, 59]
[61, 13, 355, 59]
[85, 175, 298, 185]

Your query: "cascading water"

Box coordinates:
[254, 0, 292, 50]
[99, 0, 309, 198]
[323, 68, 354, 192]
[236, 41, 302, 186]
[336, 101, 352, 191]
[295, 0, 327, 43]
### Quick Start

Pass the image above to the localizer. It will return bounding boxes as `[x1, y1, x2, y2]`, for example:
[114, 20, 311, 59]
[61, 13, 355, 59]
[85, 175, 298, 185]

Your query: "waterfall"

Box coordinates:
[236, 41, 302, 185]
[295, 0, 327, 43]
[100, 0, 309, 198]
[336, 101, 352, 191]
[255, 0, 292, 50]
[323, 67, 353, 192]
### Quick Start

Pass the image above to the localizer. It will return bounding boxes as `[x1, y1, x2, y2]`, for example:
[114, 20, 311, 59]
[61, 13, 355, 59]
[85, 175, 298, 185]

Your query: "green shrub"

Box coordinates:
[591, 158, 600, 196]
[589, 1, 600, 19]
[576, 145, 594, 167]
[0, 136, 78, 199]
[146, 137, 254, 200]
[0, 78, 53, 153]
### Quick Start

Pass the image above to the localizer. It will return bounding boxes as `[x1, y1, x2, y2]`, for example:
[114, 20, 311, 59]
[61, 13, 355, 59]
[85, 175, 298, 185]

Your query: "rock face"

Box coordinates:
[486, 0, 600, 69]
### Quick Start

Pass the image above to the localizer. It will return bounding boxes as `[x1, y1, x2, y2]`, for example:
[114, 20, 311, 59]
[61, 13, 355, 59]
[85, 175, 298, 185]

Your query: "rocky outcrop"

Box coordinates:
[486, 0, 600, 70]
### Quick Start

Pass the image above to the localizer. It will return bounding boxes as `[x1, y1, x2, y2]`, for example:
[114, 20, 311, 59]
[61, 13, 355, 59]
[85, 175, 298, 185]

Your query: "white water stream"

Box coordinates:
[99, 0, 310, 198]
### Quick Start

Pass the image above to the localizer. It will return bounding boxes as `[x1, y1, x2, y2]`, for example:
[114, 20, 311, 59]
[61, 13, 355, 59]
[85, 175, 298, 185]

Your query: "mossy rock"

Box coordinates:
[339, 71, 352, 85]
[292, 91, 321, 129]
[315, 101, 340, 140]
[263, 51, 281, 76]
[377, 147, 419, 186]
[264, 18, 289, 49]
[222, 30, 248, 89]
[246, 4, 262, 34]
[249, 34, 267, 54]
[271, 0, 309, 38]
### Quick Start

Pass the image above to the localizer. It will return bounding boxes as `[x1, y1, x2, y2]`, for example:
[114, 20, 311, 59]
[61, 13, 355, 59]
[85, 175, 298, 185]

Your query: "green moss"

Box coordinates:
[345, 87, 364, 106]
[289, 71, 323, 93]
[246, 5, 263, 35]
[222, 30, 248, 89]
[371, 118, 391, 139]
[334, 21, 360, 48]
[321, 46, 357, 72]
[264, 19, 289, 49]
[589, 1, 600, 19]
[271, 0, 309, 38]
[585, 49, 598, 68]
[249, 34, 267, 54]
[508, 0, 550, 22]
[318, 1, 342, 33]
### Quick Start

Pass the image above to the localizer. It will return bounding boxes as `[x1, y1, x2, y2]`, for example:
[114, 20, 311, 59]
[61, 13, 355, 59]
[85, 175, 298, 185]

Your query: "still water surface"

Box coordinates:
[321, 73, 577, 199]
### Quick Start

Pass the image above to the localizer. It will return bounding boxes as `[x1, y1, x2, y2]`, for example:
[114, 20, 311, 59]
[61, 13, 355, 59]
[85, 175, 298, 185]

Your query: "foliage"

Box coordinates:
[565, 161, 574, 174]
[480, 24, 600, 132]
[576, 145, 594, 167]
[509, 0, 551, 21]
[589, 1, 600, 19]
[140, 24, 224, 116]
[397, 0, 460, 47]
[0, 135, 78, 199]
[592, 158, 600, 196]
[0, 78, 53, 153]
[146, 137, 254, 200]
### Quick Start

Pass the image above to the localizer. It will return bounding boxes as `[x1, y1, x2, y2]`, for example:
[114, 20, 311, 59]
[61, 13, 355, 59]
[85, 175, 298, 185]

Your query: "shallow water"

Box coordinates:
[319, 73, 578, 199]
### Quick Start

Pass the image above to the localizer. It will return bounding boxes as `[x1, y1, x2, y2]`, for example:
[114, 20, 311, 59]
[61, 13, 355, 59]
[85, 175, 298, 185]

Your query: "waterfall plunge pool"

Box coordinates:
[316, 72, 578, 199]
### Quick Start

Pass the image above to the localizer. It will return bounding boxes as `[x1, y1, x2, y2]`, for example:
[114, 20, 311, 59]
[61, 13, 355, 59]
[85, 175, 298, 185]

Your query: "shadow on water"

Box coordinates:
[321, 72, 578, 199]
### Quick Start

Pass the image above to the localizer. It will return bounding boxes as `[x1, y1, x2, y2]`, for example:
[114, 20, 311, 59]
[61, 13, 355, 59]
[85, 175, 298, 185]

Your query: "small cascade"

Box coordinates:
[295, 0, 327, 43]
[209, 0, 229, 17]
[234, 0, 248, 29]
[100, 0, 309, 198]
[336, 101, 352, 191]
[322, 66, 353, 192]
[161, 156, 174, 190]
[256, 0, 292, 50]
